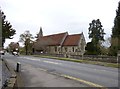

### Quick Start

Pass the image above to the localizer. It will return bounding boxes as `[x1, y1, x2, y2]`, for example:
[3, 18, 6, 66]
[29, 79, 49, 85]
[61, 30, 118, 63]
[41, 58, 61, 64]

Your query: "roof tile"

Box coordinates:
[35, 32, 82, 47]
[38, 32, 67, 46]
[63, 34, 81, 46]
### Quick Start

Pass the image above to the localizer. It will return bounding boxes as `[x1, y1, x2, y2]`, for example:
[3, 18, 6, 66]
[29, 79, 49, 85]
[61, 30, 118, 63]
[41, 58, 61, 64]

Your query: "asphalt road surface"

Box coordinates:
[3, 54, 119, 88]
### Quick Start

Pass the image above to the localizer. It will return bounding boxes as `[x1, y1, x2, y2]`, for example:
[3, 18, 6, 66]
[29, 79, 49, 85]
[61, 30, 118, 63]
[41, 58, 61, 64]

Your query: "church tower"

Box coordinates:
[38, 27, 43, 38]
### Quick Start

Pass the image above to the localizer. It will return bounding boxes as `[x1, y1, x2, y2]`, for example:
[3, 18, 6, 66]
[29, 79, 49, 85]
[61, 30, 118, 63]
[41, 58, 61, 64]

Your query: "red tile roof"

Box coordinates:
[38, 32, 68, 46]
[63, 34, 81, 46]
[35, 32, 82, 47]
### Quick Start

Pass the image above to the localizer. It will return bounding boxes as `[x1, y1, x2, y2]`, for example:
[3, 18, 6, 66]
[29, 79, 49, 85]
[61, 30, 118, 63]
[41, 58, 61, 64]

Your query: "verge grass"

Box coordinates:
[33, 55, 119, 68]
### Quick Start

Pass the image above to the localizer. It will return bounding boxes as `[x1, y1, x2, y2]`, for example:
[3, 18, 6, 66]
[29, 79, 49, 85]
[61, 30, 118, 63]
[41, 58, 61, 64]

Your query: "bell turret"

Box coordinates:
[38, 27, 43, 37]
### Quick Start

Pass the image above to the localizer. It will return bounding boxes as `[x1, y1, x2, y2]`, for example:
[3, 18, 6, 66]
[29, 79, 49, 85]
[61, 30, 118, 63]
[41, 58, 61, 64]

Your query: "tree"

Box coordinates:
[102, 37, 111, 48]
[110, 1, 120, 56]
[19, 30, 33, 55]
[9, 42, 19, 53]
[87, 19, 105, 55]
[100, 37, 111, 55]
[0, 9, 16, 47]
[33, 38, 55, 53]
[112, 2, 120, 38]
[85, 42, 95, 55]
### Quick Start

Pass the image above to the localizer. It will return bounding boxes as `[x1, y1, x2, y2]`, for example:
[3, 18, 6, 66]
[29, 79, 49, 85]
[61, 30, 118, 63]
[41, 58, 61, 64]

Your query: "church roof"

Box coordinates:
[39, 32, 68, 46]
[34, 32, 83, 47]
[63, 34, 81, 46]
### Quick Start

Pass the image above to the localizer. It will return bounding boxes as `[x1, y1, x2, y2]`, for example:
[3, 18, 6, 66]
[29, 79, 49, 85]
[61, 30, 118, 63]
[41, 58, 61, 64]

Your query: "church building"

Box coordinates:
[32, 27, 86, 56]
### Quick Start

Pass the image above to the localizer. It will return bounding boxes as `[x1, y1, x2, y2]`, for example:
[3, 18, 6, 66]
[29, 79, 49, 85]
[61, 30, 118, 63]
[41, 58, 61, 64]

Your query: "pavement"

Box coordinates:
[6, 58, 89, 87]
[22, 63, 89, 87]
[1, 58, 17, 89]
[0, 59, 2, 89]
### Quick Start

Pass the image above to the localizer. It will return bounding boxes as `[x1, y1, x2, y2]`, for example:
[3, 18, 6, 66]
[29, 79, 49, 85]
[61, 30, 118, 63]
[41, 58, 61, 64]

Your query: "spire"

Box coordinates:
[38, 27, 43, 38]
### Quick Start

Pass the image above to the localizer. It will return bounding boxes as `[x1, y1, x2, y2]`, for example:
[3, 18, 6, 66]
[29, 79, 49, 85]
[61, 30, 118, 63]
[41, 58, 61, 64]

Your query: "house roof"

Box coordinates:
[37, 32, 68, 46]
[63, 34, 81, 46]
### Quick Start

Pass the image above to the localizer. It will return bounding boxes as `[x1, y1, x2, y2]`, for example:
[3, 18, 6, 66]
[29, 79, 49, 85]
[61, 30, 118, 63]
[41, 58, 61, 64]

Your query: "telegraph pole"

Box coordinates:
[0, 9, 2, 52]
[0, 8, 2, 89]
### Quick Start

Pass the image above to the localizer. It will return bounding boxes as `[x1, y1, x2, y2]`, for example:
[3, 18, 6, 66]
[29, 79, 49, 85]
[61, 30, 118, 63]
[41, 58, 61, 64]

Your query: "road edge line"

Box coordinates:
[28, 64, 107, 89]
[61, 74, 107, 89]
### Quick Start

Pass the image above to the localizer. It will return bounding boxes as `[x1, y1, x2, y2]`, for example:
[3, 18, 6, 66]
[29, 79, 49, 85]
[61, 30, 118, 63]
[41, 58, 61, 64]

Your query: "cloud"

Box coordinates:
[0, 0, 119, 47]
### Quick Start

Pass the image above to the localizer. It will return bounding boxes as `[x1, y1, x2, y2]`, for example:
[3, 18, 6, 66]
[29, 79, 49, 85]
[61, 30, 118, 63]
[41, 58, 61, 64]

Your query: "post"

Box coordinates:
[0, 9, 2, 47]
[117, 51, 120, 66]
[81, 52, 84, 60]
[16, 62, 21, 72]
[82, 54, 83, 60]
[0, 9, 2, 89]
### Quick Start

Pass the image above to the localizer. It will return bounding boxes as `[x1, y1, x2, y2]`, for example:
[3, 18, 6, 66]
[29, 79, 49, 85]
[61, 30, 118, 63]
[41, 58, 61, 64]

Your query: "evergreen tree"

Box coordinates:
[85, 42, 95, 55]
[0, 9, 16, 47]
[112, 2, 120, 38]
[87, 19, 105, 55]
[110, 1, 120, 56]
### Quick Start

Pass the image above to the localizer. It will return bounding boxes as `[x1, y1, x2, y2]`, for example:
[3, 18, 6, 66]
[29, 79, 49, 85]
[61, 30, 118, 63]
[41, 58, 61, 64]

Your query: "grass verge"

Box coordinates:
[33, 55, 119, 68]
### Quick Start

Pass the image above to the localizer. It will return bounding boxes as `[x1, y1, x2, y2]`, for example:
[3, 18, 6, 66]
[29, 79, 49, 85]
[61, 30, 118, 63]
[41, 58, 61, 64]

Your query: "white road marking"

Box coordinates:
[19, 57, 62, 65]
[19, 57, 107, 72]
[19, 57, 40, 61]
[43, 60, 62, 65]
[93, 68, 107, 72]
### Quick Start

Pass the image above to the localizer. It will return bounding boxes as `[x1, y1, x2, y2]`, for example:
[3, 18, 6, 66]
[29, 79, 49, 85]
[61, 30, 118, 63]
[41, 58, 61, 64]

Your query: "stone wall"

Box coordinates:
[48, 46, 84, 56]
[72, 55, 117, 63]
[37, 53, 118, 63]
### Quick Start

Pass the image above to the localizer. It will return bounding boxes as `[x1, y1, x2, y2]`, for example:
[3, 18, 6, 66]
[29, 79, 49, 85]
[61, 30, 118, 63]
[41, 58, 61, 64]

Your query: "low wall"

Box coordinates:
[35, 53, 118, 63]
[72, 55, 117, 63]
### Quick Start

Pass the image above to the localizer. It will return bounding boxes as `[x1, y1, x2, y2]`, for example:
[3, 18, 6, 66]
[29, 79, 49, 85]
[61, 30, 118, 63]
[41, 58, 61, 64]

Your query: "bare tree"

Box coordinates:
[102, 37, 111, 48]
[19, 30, 33, 55]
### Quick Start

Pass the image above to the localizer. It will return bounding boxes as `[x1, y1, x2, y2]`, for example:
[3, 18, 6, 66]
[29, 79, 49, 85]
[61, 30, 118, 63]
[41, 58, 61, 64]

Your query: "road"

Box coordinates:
[3, 54, 119, 88]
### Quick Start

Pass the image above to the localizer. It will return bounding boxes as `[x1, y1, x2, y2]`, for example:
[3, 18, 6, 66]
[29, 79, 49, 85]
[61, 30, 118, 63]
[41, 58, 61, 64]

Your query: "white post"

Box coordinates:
[117, 55, 118, 65]
[117, 51, 120, 65]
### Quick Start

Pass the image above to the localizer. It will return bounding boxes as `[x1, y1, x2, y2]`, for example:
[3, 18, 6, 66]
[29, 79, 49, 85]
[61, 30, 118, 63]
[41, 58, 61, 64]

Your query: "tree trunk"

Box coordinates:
[25, 46, 27, 55]
[25, 42, 28, 55]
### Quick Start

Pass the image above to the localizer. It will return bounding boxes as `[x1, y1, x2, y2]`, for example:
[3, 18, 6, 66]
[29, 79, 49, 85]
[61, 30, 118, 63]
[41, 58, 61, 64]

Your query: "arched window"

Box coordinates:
[65, 47, 67, 52]
[72, 47, 74, 52]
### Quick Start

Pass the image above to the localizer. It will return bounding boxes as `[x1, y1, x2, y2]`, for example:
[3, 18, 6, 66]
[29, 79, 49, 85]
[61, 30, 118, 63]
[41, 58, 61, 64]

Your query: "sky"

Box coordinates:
[0, 0, 119, 47]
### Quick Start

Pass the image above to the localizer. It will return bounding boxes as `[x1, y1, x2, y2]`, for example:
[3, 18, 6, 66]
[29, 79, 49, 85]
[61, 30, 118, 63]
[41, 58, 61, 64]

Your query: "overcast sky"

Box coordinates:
[0, 0, 119, 47]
